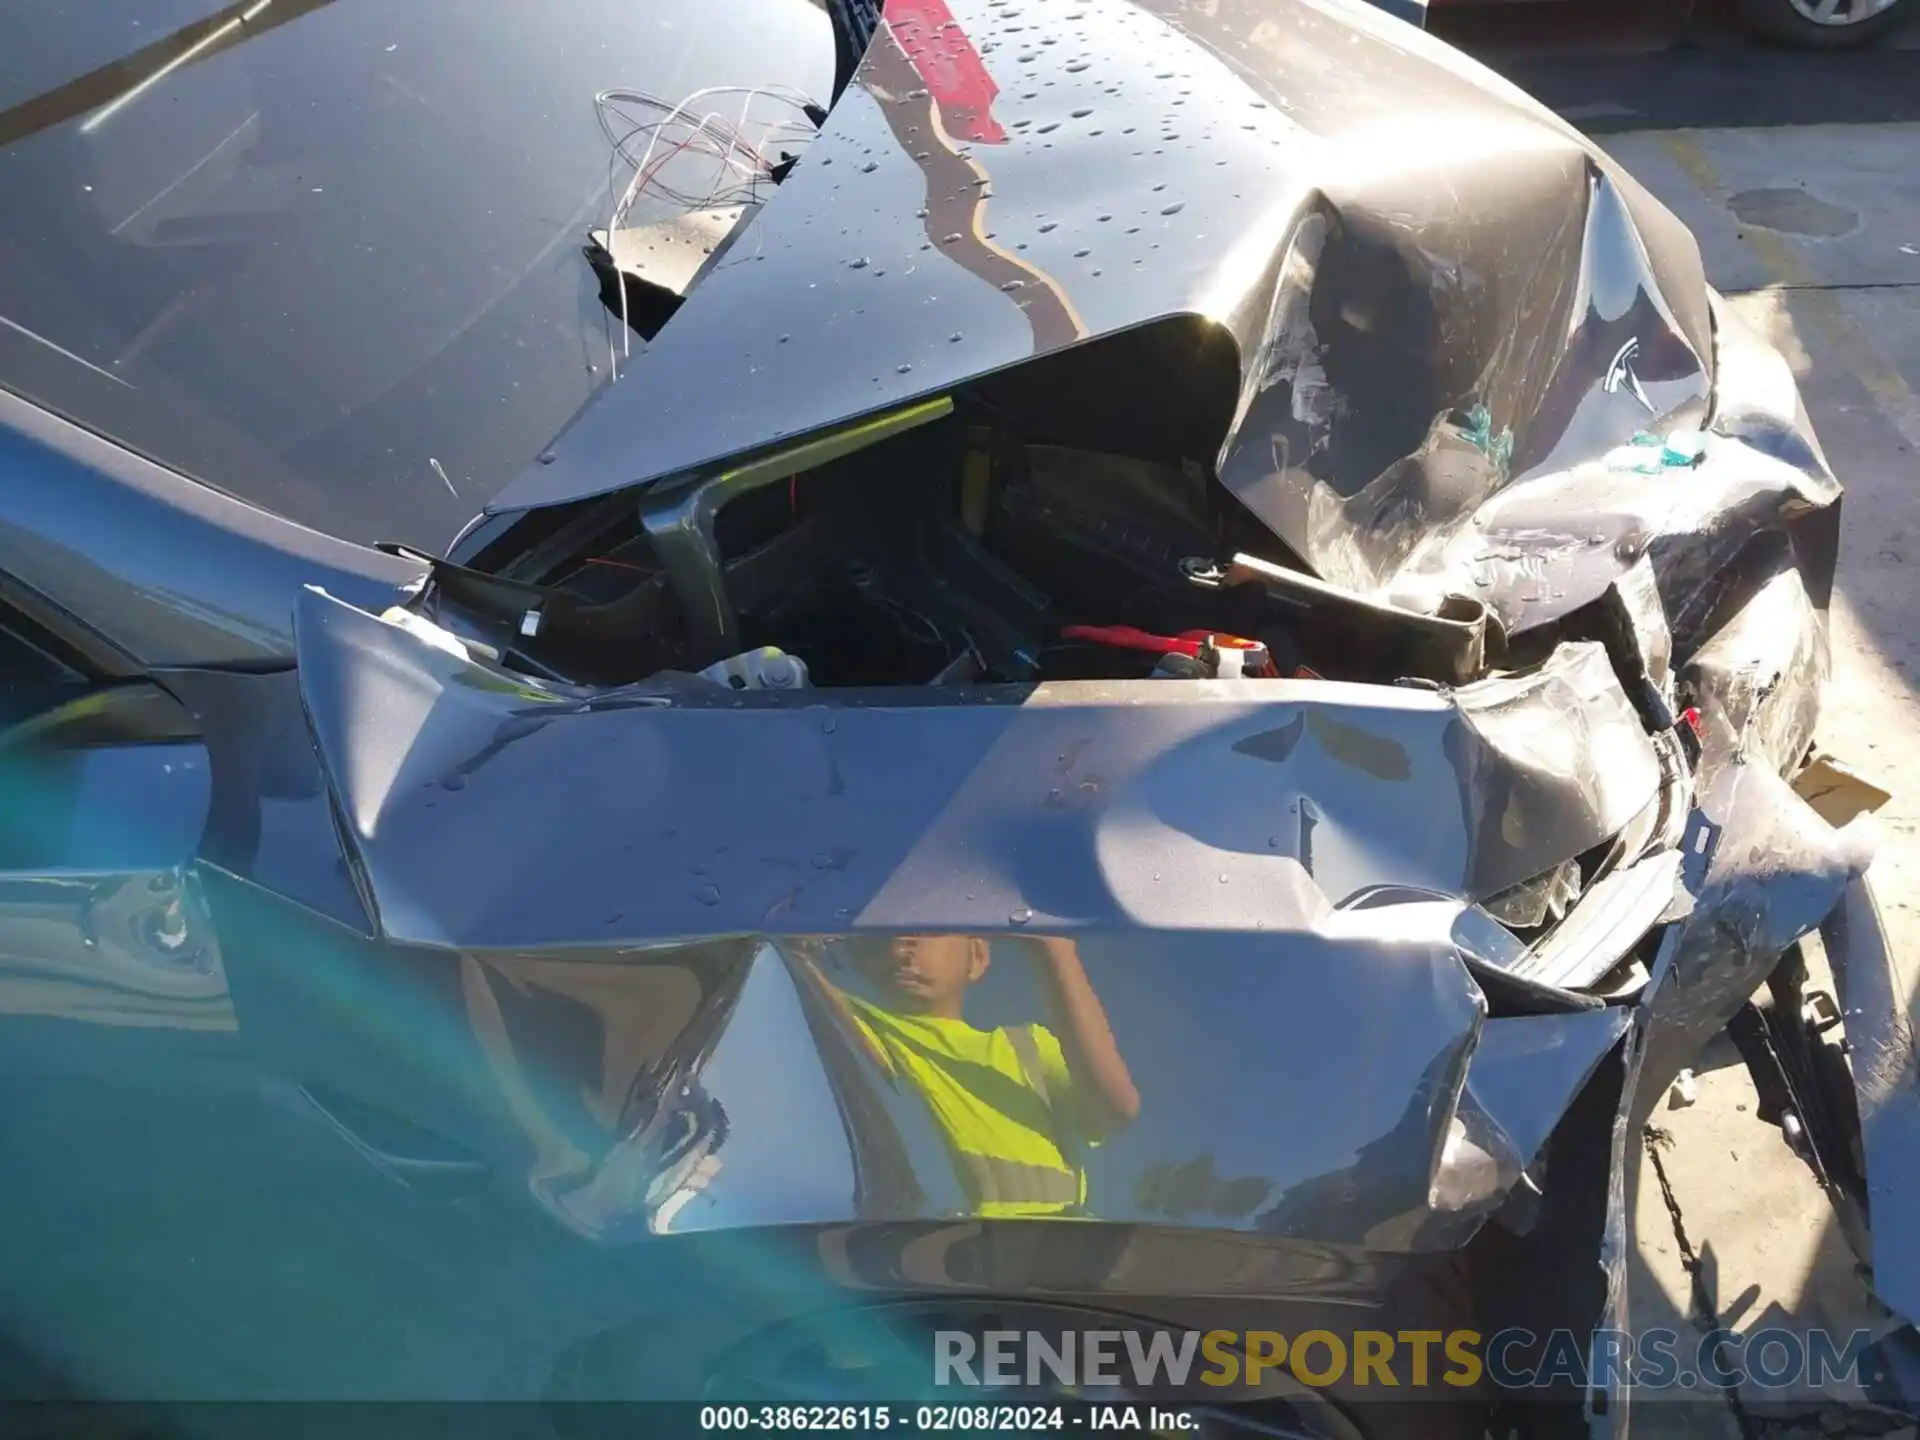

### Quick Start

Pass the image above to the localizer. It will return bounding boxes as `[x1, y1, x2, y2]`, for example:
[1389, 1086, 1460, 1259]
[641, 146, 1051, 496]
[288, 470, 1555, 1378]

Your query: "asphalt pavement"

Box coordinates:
[1433, 5, 1920, 1435]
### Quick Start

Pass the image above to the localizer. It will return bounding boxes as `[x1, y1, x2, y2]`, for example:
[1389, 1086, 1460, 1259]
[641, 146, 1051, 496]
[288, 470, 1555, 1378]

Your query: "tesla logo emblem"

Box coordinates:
[1605, 337, 1656, 413]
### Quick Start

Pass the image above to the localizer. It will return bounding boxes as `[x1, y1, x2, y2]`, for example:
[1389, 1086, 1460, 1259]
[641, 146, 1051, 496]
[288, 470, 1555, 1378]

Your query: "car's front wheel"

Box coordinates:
[1739, 0, 1910, 47]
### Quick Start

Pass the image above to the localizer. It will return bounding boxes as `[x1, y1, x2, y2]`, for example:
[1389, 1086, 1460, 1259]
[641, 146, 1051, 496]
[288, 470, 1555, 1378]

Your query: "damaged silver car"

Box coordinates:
[0, 0, 1907, 1434]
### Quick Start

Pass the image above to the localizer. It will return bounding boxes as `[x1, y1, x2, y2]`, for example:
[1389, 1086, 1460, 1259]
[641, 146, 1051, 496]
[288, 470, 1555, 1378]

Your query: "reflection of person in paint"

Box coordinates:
[830, 934, 1139, 1217]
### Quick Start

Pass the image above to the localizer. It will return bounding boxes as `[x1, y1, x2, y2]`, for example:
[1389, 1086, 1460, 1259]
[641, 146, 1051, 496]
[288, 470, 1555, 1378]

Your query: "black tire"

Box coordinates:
[1739, 0, 1910, 47]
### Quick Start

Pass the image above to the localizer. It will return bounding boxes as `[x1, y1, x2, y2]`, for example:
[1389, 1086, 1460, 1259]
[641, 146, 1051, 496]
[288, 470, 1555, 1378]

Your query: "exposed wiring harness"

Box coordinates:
[593, 85, 821, 376]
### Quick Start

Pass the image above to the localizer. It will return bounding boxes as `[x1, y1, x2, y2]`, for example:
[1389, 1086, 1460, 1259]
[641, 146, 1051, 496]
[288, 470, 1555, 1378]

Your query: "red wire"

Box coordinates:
[635, 132, 701, 196]
[633, 122, 761, 206]
[1060, 624, 1281, 677]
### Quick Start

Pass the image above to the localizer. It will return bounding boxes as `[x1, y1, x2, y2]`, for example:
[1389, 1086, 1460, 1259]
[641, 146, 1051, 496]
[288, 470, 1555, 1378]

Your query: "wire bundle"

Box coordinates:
[596, 85, 818, 228]
[593, 85, 821, 374]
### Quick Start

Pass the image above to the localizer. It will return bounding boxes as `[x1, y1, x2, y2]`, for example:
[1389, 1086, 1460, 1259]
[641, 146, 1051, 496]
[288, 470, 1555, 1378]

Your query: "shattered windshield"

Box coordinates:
[0, 0, 836, 550]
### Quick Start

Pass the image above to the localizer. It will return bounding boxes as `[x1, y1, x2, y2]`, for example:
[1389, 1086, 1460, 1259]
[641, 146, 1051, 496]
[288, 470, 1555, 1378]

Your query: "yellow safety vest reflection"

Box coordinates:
[843, 994, 1085, 1216]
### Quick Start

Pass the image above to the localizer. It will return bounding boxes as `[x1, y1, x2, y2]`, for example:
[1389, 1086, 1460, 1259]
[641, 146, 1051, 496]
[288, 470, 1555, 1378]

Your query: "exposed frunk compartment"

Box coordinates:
[443, 321, 1497, 693]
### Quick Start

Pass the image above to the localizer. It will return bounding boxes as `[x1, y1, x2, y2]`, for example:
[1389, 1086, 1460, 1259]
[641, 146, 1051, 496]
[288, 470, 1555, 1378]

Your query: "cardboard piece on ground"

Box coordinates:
[1794, 753, 1893, 826]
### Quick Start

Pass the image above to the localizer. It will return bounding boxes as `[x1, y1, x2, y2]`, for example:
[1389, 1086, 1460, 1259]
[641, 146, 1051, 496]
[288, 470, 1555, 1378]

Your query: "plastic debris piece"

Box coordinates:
[1483, 856, 1583, 929]
[1200, 635, 1271, 679]
[1661, 429, 1708, 467]
[1605, 430, 1708, 475]
[699, 646, 810, 691]
[1668, 1069, 1698, 1109]
[1459, 403, 1515, 476]
[1604, 444, 1666, 475]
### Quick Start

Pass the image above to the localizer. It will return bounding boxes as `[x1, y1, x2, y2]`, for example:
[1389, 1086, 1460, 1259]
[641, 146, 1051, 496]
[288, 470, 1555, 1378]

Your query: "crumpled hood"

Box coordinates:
[296, 589, 1660, 949]
[491, 0, 1714, 604]
[280, 585, 1661, 1251]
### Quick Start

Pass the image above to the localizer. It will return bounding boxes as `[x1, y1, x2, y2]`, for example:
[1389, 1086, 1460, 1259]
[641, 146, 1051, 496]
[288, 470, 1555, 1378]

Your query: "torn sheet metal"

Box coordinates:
[227, 0, 1869, 1384]
[1581, 554, 1677, 726]
[1392, 293, 1840, 649]
[292, 589, 1660, 950]
[469, 0, 1847, 820]
[287, 587, 1666, 1252]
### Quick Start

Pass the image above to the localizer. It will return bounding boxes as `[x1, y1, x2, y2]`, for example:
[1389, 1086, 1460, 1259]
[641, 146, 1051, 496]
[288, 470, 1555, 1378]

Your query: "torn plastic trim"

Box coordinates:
[1822, 877, 1920, 1326]
[1511, 850, 1679, 992]
[1634, 757, 1874, 1124]
[1680, 557, 1827, 782]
